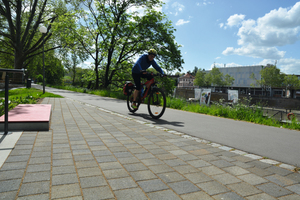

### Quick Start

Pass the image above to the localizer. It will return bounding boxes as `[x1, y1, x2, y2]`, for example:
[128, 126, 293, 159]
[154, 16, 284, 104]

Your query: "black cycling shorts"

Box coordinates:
[132, 72, 153, 90]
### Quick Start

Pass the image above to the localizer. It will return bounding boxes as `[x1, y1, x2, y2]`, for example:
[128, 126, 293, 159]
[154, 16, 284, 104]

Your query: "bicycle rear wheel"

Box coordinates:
[127, 91, 140, 113]
[147, 88, 166, 119]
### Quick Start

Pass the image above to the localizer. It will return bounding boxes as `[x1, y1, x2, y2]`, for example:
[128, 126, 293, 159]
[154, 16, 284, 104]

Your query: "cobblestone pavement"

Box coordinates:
[0, 98, 299, 200]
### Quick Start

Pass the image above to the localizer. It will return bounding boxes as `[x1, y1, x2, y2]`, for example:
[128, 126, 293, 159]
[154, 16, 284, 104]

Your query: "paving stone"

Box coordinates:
[197, 181, 230, 195]
[75, 160, 99, 169]
[138, 179, 169, 193]
[177, 154, 199, 161]
[52, 153, 73, 160]
[80, 176, 107, 188]
[237, 173, 269, 185]
[148, 165, 174, 173]
[82, 186, 114, 200]
[200, 166, 225, 176]
[231, 161, 253, 169]
[187, 160, 211, 168]
[77, 167, 102, 177]
[278, 194, 300, 200]
[114, 188, 148, 200]
[184, 172, 213, 184]
[169, 180, 200, 195]
[227, 182, 261, 196]
[256, 183, 293, 197]
[130, 170, 157, 181]
[16, 194, 49, 200]
[92, 150, 113, 157]
[213, 192, 245, 200]
[23, 172, 51, 183]
[5, 155, 30, 163]
[286, 173, 300, 182]
[211, 160, 234, 168]
[0, 162, 28, 171]
[147, 190, 181, 200]
[181, 191, 214, 200]
[31, 151, 51, 158]
[232, 155, 254, 163]
[189, 149, 211, 156]
[246, 193, 277, 200]
[265, 166, 294, 176]
[51, 183, 81, 199]
[265, 174, 298, 187]
[285, 184, 300, 195]
[73, 154, 94, 162]
[95, 156, 117, 163]
[141, 158, 164, 166]
[103, 169, 129, 179]
[156, 153, 177, 160]
[117, 157, 140, 164]
[0, 179, 21, 193]
[0, 191, 17, 200]
[248, 167, 274, 177]
[223, 166, 250, 176]
[212, 173, 242, 185]
[173, 165, 199, 174]
[157, 172, 186, 183]
[198, 154, 219, 162]
[52, 174, 79, 185]
[247, 160, 272, 169]
[123, 163, 148, 172]
[18, 181, 50, 197]
[52, 165, 76, 175]
[164, 159, 186, 167]
[108, 177, 137, 190]
[0, 170, 24, 181]
[52, 159, 73, 166]
[134, 153, 155, 160]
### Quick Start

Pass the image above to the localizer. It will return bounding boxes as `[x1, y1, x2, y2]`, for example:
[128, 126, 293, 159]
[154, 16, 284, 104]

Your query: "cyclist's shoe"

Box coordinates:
[132, 102, 138, 110]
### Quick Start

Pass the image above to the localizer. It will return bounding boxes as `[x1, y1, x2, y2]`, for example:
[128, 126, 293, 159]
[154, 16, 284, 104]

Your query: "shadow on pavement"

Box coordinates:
[128, 113, 184, 127]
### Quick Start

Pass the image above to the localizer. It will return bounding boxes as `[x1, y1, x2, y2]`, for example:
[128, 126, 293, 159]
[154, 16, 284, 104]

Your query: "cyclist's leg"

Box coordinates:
[143, 73, 153, 89]
[132, 73, 141, 108]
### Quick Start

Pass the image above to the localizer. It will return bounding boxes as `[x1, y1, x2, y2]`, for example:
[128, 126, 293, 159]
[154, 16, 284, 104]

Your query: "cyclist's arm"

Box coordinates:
[152, 60, 164, 75]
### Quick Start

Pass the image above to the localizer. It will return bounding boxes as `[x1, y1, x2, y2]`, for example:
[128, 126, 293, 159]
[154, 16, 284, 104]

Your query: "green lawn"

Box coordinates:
[0, 88, 63, 116]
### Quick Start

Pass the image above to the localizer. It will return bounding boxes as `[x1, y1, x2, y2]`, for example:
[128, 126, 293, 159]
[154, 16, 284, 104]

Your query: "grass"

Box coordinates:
[49, 84, 300, 131]
[0, 88, 63, 116]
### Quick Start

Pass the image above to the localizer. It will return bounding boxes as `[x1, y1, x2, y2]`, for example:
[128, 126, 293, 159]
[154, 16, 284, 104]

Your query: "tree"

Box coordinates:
[59, 0, 183, 89]
[250, 65, 284, 96]
[191, 66, 198, 76]
[0, 0, 66, 70]
[283, 74, 300, 98]
[224, 74, 235, 88]
[210, 66, 224, 87]
[194, 69, 206, 87]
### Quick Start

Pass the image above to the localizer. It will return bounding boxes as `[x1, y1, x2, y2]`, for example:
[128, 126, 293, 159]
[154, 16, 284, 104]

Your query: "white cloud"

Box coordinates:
[227, 14, 245, 27]
[172, 2, 184, 12]
[222, 2, 300, 60]
[259, 58, 300, 74]
[176, 19, 190, 26]
[215, 57, 221, 60]
[223, 45, 286, 59]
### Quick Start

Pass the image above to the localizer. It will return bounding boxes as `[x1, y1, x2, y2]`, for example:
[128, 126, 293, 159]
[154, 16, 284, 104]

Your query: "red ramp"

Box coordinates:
[0, 104, 51, 131]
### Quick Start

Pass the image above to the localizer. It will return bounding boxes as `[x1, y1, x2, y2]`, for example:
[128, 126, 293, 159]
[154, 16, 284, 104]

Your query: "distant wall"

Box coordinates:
[175, 88, 300, 110]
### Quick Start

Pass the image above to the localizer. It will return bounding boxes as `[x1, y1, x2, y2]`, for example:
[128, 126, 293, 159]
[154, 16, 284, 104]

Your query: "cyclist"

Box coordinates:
[131, 49, 164, 109]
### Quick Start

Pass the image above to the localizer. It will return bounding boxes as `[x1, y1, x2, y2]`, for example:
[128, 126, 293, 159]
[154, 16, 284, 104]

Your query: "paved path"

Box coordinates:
[32, 85, 300, 167]
[0, 97, 299, 199]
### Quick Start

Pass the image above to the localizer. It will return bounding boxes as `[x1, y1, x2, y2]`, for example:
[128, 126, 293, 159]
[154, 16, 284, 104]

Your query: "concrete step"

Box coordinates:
[0, 104, 51, 131]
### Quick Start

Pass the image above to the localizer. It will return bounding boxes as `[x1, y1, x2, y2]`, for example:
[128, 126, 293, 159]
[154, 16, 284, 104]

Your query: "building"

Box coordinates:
[177, 72, 196, 89]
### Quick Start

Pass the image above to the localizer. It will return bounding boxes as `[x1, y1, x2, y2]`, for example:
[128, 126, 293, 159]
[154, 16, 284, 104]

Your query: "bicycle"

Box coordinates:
[126, 72, 166, 119]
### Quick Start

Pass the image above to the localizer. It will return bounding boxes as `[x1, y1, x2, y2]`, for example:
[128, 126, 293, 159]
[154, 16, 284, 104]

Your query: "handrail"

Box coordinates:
[0, 68, 25, 135]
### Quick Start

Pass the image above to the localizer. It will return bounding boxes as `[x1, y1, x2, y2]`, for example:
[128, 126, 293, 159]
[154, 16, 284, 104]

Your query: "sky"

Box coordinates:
[159, 0, 300, 75]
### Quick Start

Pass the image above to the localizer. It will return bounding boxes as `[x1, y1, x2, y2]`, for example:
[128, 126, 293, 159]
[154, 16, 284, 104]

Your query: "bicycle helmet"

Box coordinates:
[148, 49, 157, 56]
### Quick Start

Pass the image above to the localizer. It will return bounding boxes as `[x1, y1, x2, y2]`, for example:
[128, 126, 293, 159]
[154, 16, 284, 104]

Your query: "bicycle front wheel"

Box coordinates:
[147, 88, 166, 119]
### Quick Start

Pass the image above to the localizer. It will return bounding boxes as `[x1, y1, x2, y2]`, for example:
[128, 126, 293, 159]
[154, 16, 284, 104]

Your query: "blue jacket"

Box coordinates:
[132, 54, 164, 74]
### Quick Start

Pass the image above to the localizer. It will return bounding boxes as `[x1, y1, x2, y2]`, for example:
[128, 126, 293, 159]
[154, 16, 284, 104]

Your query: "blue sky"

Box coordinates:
[160, 0, 300, 74]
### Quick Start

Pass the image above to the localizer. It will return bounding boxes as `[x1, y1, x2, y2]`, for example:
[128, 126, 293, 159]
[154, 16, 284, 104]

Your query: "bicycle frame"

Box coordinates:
[140, 77, 155, 101]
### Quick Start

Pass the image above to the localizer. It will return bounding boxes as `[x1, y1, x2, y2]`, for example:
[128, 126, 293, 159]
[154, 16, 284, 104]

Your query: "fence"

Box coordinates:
[261, 107, 300, 123]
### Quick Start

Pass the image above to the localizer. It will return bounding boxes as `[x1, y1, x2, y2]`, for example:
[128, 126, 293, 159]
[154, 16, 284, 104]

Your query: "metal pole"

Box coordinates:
[43, 34, 45, 94]
[4, 74, 9, 134]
